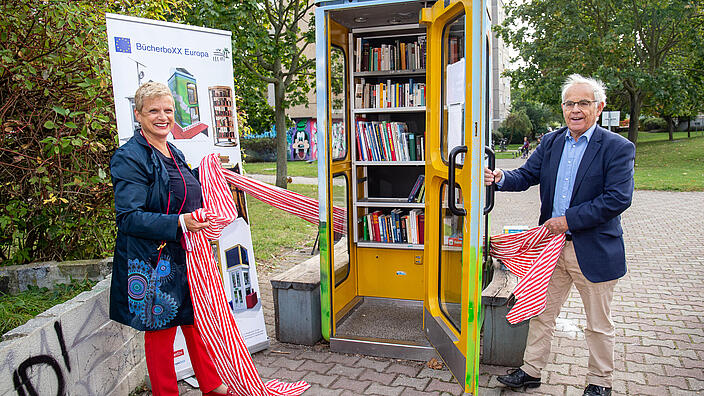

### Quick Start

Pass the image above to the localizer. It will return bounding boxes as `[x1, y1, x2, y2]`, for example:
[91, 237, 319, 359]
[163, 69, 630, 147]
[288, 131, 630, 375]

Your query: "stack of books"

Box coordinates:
[355, 120, 424, 162]
[407, 174, 425, 203]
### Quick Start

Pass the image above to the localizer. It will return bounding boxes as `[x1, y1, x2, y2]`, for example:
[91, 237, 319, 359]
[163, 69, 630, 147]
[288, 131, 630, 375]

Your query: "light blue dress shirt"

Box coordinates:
[495, 124, 597, 221]
[551, 123, 596, 219]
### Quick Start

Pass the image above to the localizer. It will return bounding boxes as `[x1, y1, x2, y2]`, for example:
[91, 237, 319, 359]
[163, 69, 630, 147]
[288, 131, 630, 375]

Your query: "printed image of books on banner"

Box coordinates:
[361, 209, 425, 245]
[355, 120, 424, 162]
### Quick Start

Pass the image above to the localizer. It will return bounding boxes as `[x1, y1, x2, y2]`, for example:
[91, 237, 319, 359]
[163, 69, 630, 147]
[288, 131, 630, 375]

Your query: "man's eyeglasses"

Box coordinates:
[562, 100, 598, 109]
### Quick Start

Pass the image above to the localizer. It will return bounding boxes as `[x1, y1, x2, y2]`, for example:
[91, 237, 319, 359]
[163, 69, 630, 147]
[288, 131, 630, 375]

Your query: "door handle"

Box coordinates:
[448, 146, 467, 216]
[484, 146, 495, 215]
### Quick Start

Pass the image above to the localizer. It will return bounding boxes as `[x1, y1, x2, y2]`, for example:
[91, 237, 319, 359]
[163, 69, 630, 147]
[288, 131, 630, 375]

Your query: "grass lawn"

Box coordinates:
[247, 182, 349, 273]
[0, 279, 97, 334]
[628, 132, 704, 191]
[247, 183, 319, 272]
[244, 160, 318, 178]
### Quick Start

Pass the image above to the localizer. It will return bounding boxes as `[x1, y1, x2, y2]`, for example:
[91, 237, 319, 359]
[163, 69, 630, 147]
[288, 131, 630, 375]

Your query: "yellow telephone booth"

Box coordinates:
[315, 0, 495, 393]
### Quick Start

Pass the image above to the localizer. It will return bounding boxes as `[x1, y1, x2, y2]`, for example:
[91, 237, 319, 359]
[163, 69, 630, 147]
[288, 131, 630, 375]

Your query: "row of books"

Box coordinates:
[354, 79, 426, 109]
[361, 209, 425, 244]
[355, 120, 425, 162]
[356, 36, 427, 72]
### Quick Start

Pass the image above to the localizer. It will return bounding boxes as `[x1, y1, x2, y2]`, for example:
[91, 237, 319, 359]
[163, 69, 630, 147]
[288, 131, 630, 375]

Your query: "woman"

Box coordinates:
[110, 82, 232, 396]
[521, 136, 531, 159]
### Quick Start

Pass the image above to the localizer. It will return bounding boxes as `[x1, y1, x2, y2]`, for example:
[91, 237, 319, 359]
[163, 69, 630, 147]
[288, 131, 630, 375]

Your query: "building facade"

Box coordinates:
[490, 0, 511, 132]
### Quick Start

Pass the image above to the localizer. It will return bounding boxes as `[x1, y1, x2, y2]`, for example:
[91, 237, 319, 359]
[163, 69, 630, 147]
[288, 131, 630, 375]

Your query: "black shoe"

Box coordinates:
[496, 368, 541, 389]
[583, 384, 612, 396]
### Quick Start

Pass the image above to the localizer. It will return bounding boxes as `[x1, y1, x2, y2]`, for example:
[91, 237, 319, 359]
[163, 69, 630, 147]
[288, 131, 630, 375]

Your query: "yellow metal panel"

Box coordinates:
[357, 247, 424, 300]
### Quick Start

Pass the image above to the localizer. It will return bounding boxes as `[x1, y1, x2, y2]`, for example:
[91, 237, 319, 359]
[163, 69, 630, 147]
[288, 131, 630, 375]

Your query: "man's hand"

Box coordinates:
[484, 167, 503, 186]
[183, 213, 210, 232]
[544, 216, 568, 235]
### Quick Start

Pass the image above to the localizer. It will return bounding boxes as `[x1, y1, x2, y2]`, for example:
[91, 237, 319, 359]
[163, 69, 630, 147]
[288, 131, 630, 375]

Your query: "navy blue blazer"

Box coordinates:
[500, 126, 635, 282]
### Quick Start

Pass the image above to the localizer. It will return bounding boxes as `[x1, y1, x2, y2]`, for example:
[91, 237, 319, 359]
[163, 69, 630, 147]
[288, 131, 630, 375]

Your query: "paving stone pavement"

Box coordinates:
[171, 158, 704, 395]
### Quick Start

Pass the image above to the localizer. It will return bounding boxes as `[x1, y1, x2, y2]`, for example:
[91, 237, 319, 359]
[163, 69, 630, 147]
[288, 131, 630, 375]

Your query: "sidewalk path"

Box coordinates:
[177, 159, 703, 395]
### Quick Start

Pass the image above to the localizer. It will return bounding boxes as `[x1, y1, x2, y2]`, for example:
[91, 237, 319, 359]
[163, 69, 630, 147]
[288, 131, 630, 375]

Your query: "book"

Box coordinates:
[371, 211, 382, 242]
[418, 213, 425, 244]
[407, 174, 425, 202]
[356, 37, 362, 72]
[408, 133, 417, 161]
[362, 40, 370, 72]
[355, 81, 363, 109]
[362, 215, 369, 240]
[416, 184, 425, 203]
[400, 215, 408, 243]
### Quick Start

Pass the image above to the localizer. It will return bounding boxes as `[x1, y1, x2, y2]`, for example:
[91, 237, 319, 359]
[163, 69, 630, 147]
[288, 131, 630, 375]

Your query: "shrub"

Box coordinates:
[0, 2, 117, 265]
[642, 117, 667, 131]
[0, 0, 190, 265]
[241, 137, 277, 162]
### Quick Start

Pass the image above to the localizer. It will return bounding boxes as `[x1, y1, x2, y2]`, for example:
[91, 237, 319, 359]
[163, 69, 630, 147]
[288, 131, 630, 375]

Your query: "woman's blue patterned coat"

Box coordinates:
[109, 131, 195, 331]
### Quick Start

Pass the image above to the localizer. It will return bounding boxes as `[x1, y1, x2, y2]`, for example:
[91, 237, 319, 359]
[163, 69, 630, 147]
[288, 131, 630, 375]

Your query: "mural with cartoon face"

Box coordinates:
[287, 118, 318, 161]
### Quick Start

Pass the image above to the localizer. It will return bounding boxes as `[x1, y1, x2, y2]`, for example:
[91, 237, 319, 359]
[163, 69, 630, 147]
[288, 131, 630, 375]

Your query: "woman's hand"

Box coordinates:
[183, 213, 210, 232]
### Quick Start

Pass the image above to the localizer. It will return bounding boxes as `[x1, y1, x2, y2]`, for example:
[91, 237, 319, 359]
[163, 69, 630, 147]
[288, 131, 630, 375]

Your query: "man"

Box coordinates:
[485, 74, 635, 396]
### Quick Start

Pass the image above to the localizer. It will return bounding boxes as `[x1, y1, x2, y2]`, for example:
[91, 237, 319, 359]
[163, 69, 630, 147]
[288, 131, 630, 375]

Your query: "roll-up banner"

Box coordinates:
[105, 13, 268, 380]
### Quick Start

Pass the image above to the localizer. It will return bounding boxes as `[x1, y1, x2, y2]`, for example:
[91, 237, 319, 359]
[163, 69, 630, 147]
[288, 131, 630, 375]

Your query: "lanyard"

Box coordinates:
[141, 132, 188, 256]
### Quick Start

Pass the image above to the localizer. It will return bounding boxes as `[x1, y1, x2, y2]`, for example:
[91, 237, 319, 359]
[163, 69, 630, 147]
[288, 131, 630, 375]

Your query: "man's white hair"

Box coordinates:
[561, 74, 607, 105]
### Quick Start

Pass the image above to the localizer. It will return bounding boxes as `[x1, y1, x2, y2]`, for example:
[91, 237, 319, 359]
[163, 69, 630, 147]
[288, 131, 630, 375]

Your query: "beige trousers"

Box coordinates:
[520, 241, 618, 388]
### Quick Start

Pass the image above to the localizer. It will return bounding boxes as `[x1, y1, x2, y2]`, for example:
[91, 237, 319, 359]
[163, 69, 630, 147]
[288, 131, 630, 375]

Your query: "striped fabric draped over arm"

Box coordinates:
[489, 226, 566, 324]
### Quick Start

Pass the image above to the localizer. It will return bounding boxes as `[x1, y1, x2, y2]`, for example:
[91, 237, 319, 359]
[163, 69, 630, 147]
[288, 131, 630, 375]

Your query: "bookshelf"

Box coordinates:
[350, 23, 427, 250]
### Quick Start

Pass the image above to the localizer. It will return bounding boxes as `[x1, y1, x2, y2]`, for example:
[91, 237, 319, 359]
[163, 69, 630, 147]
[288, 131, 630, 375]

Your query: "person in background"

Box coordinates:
[110, 82, 233, 396]
[520, 136, 531, 158]
[485, 74, 635, 396]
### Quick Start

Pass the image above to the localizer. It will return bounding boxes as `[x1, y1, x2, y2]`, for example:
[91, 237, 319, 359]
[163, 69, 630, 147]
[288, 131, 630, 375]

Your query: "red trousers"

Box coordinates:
[145, 324, 222, 395]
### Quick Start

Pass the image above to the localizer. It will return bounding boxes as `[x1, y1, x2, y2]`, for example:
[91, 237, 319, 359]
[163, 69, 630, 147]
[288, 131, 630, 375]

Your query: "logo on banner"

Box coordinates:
[212, 48, 230, 63]
[115, 37, 132, 53]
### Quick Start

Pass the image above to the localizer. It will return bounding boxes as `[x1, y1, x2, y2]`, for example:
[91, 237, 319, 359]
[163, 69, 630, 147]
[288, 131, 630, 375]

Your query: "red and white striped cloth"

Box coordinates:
[184, 154, 309, 395]
[221, 169, 347, 235]
[489, 226, 566, 324]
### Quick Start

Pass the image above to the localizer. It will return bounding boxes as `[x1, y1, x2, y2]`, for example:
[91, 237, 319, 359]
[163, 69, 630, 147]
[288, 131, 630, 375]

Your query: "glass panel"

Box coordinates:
[332, 173, 350, 286]
[331, 46, 348, 161]
[438, 181, 464, 332]
[440, 14, 466, 164]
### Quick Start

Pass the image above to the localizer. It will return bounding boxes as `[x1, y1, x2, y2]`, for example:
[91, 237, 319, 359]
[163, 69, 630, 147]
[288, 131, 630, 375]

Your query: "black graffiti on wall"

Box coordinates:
[12, 321, 71, 396]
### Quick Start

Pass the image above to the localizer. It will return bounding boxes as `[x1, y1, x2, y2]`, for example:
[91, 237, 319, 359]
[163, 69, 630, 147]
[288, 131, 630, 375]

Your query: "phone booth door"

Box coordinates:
[420, 0, 491, 393]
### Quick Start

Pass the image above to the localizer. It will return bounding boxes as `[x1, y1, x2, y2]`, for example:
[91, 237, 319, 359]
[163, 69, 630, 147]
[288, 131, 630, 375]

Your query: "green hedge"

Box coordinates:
[241, 138, 277, 162]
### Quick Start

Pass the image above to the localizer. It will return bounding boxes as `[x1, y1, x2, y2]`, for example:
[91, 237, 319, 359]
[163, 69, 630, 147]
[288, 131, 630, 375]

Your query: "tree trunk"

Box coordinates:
[274, 81, 288, 189]
[664, 115, 674, 141]
[627, 91, 641, 145]
[688, 118, 691, 138]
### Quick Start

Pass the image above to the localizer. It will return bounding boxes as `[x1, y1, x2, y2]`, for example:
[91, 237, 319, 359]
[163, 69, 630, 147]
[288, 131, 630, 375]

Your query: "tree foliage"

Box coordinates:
[496, 0, 704, 144]
[510, 89, 561, 138]
[0, 0, 188, 265]
[498, 109, 532, 143]
[185, 0, 315, 188]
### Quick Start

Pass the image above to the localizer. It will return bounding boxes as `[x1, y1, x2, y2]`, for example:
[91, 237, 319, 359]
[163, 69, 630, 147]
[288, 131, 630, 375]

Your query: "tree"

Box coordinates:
[496, 0, 704, 144]
[498, 109, 532, 143]
[510, 88, 561, 138]
[0, 0, 189, 265]
[188, 1, 315, 188]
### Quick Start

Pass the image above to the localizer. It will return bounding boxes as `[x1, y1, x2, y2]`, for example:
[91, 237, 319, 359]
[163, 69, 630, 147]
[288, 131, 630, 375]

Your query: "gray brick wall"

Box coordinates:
[0, 275, 146, 395]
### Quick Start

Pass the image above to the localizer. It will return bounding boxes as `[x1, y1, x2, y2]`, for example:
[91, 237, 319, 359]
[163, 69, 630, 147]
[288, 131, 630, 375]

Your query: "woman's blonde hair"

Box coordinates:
[134, 82, 173, 112]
